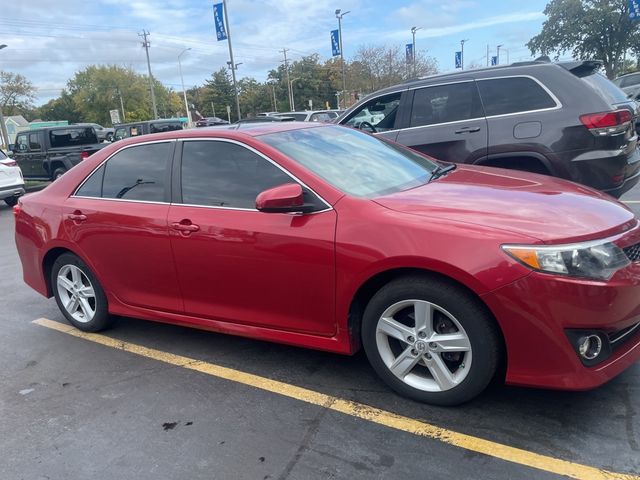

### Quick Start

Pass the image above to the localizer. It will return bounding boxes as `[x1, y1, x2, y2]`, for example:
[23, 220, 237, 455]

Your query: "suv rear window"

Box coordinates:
[150, 122, 182, 133]
[477, 77, 557, 116]
[581, 73, 629, 105]
[49, 128, 98, 148]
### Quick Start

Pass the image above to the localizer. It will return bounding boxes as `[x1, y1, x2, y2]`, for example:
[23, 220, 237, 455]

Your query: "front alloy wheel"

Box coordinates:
[376, 299, 472, 392]
[362, 276, 500, 405]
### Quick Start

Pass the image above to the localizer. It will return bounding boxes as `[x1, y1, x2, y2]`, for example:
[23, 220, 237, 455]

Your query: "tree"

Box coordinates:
[0, 70, 36, 116]
[203, 68, 236, 121]
[37, 91, 81, 123]
[527, 0, 640, 78]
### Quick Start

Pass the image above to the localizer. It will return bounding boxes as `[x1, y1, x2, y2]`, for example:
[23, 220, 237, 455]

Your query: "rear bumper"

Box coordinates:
[482, 270, 640, 390]
[0, 184, 25, 201]
[602, 167, 640, 197]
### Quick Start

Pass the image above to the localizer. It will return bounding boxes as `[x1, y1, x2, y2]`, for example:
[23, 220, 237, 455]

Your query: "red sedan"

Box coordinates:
[14, 122, 640, 405]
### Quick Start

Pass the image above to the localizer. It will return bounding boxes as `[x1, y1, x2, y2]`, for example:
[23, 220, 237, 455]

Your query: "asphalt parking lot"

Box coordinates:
[1, 185, 639, 480]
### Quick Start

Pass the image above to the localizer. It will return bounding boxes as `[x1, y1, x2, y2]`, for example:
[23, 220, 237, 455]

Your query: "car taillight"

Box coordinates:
[0, 159, 17, 167]
[580, 109, 633, 136]
[80, 151, 90, 160]
[13, 203, 21, 217]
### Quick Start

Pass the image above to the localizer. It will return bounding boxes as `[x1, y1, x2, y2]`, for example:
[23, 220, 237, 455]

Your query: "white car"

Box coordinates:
[0, 150, 25, 207]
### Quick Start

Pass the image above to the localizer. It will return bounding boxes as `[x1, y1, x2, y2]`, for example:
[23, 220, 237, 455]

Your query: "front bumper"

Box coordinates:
[482, 270, 640, 390]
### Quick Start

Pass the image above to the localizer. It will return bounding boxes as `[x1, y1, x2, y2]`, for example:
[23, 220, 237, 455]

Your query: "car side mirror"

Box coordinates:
[256, 183, 314, 213]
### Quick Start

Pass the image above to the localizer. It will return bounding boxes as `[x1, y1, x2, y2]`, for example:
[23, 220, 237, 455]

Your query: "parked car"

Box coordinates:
[235, 116, 295, 124]
[0, 149, 24, 206]
[76, 123, 115, 142]
[612, 72, 640, 96]
[14, 123, 640, 406]
[273, 110, 338, 122]
[10, 126, 105, 181]
[113, 119, 183, 141]
[257, 112, 279, 117]
[338, 59, 640, 198]
[195, 117, 229, 127]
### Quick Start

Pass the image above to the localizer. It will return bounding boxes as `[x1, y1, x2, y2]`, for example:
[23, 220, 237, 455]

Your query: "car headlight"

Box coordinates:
[502, 240, 630, 280]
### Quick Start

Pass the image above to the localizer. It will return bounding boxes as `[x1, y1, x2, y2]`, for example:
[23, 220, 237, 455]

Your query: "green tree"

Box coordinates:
[528, 0, 640, 78]
[37, 91, 81, 123]
[0, 70, 36, 116]
[203, 68, 236, 121]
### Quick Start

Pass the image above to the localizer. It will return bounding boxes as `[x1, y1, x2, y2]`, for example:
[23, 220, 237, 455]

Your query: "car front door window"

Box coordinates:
[344, 92, 402, 132]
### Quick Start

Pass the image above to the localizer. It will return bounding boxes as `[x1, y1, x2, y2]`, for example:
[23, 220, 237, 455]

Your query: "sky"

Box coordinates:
[0, 0, 553, 106]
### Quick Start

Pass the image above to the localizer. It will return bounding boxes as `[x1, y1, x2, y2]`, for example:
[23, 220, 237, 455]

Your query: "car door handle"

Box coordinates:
[454, 126, 481, 134]
[67, 213, 87, 222]
[171, 221, 200, 233]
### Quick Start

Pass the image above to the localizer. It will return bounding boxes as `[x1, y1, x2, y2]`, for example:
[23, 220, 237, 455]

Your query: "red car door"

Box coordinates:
[168, 139, 337, 335]
[65, 141, 182, 313]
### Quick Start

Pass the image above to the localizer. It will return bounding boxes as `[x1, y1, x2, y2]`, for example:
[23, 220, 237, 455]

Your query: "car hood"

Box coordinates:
[374, 166, 636, 244]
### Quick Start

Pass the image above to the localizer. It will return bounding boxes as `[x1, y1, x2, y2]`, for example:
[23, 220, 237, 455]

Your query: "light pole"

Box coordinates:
[222, 0, 241, 121]
[289, 77, 302, 112]
[0, 44, 10, 150]
[460, 39, 468, 70]
[178, 47, 192, 127]
[411, 26, 422, 78]
[335, 9, 350, 109]
[497, 44, 502, 65]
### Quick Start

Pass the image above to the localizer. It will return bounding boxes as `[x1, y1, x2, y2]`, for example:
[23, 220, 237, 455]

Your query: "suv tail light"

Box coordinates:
[0, 159, 17, 167]
[580, 109, 633, 136]
[80, 151, 90, 160]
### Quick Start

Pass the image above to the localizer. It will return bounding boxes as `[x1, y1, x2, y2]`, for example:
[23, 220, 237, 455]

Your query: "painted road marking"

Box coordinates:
[33, 317, 639, 480]
[623, 201, 640, 204]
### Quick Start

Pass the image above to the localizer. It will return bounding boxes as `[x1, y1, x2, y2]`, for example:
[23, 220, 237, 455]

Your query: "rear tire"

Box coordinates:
[51, 253, 112, 332]
[106, 133, 114, 142]
[362, 276, 500, 406]
[4, 196, 19, 207]
[52, 167, 67, 180]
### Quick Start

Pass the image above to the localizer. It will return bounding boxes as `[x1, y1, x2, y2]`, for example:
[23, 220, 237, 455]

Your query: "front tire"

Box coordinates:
[51, 253, 112, 332]
[362, 276, 500, 406]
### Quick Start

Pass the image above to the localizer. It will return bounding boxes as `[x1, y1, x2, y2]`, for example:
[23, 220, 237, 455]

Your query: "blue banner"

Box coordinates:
[213, 3, 227, 41]
[406, 43, 414, 63]
[455, 51, 462, 69]
[331, 30, 340, 56]
[630, 0, 640, 19]
[491, 55, 498, 66]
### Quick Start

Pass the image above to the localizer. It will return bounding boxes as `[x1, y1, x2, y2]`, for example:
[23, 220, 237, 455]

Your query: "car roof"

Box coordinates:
[114, 121, 325, 146]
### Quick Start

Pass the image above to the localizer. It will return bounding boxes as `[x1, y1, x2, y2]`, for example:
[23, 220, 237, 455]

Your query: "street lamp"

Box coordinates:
[335, 8, 350, 108]
[0, 44, 9, 150]
[460, 39, 468, 70]
[410, 26, 422, 78]
[289, 77, 303, 112]
[496, 44, 503, 65]
[178, 48, 192, 127]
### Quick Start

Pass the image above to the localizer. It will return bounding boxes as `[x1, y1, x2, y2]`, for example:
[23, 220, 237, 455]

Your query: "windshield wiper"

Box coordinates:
[429, 163, 457, 182]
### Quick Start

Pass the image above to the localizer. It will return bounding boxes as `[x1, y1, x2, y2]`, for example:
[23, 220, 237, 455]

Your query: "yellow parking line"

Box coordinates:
[33, 317, 639, 480]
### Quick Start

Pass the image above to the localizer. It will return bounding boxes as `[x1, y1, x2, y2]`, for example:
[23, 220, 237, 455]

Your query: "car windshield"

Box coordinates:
[260, 125, 438, 197]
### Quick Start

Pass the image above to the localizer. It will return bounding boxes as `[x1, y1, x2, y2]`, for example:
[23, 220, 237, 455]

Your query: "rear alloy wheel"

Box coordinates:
[51, 253, 112, 332]
[53, 167, 67, 180]
[362, 276, 500, 405]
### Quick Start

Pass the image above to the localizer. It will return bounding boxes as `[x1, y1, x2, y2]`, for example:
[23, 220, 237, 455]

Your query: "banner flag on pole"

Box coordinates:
[406, 44, 414, 64]
[455, 51, 462, 69]
[213, 3, 228, 41]
[630, 0, 640, 19]
[330, 30, 340, 56]
[491, 56, 498, 66]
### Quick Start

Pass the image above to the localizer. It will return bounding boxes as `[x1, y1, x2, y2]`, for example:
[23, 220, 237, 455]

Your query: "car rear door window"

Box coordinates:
[180, 140, 293, 209]
[100, 142, 171, 202]
[29, 133, 41, 151]
[477, 77, 557, 116]
[75, 165, 105, 198]
[410, 82, 483, 127]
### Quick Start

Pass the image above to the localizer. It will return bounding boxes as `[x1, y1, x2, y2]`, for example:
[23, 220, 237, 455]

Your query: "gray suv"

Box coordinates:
[338, 60, 640, 198]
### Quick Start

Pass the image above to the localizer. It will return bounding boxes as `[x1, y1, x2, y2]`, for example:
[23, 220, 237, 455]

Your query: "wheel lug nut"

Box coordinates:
[407, 336, 415, 343]
[411, 349, 418, 356]
[429, 342, 437, 348]
[425, 353, 432, 359]
[418, 332, 426, 338]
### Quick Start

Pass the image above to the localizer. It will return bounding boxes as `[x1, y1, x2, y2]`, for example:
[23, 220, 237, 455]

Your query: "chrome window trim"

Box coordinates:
[71, 136, 333, 215]
[71, 138, 176, 197]
[176, 137, 333, 213]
